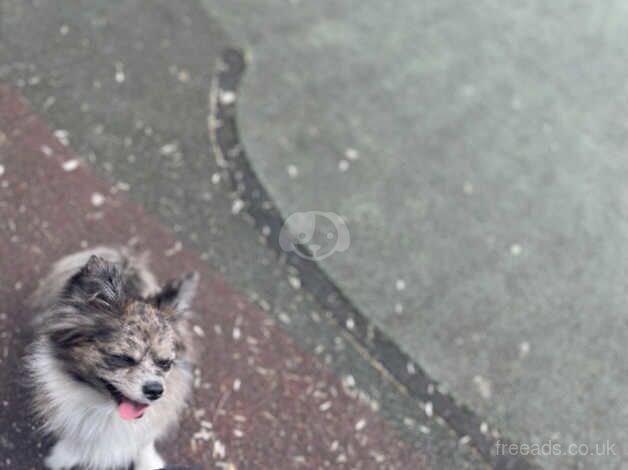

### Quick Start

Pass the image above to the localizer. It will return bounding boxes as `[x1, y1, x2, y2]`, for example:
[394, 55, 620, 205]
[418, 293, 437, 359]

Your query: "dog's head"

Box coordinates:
[47, 255, 198, 420]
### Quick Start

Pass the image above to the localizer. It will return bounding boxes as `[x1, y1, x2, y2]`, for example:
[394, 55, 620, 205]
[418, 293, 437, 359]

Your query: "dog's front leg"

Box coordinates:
[135, 441, 165, 470]
[44, 439, 80, 470]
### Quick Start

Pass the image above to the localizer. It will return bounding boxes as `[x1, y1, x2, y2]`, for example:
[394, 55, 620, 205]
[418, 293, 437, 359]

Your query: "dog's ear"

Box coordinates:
[63, 255, 125, 312]
[151, 272, 199, 314]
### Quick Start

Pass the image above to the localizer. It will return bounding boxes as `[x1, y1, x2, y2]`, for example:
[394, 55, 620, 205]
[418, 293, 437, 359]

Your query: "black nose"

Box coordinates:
[142, 381, 163, 401]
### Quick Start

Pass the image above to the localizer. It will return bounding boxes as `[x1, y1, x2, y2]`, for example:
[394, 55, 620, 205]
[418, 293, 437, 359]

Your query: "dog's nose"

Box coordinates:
[142, 381, 163, 401]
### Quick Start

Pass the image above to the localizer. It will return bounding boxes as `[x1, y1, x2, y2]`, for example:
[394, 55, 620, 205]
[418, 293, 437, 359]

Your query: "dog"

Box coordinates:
[25, 246, 199, 470]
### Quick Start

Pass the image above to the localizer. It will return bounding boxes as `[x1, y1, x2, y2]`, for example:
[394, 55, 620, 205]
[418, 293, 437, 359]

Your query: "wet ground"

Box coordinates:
[0, 1, 499, 469]
[201, 1, 628, 469]
[2, 1, 625, 469]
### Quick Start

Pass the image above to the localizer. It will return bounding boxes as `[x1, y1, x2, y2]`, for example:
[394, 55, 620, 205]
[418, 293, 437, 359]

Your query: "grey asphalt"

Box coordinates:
[201, 1, 628, 469]
[0, 1, 488, 469]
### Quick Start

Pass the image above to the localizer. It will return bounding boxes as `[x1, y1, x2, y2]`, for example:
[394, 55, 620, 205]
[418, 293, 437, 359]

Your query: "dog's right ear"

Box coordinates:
[63, 255, 125, 312]
[150, 271, 199, 315]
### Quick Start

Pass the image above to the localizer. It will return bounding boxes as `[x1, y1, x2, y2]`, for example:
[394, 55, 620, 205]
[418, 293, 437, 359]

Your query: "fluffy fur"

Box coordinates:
[26, 246, 199, 470]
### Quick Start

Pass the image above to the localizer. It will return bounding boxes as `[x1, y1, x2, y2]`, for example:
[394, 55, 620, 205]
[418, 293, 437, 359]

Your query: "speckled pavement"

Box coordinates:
[0, 82, 427, 469]
[0, 1, 496, 469]
[200, 1, 628, 469]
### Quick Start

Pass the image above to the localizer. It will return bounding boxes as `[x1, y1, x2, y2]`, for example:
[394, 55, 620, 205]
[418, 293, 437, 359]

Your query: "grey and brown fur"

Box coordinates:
[26, 246, 199, 470]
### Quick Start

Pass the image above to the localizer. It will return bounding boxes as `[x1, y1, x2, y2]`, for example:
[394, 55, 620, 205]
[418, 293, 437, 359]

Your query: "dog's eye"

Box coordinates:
[107, 354, 138, 368]
[156, 359, 173, 371]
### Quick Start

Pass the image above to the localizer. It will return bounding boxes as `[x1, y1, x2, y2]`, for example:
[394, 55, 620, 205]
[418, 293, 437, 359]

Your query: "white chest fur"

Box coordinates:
[29, 340, 189, 470]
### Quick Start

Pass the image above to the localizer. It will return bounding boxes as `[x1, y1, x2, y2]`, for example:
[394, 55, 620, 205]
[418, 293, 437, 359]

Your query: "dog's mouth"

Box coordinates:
[103, 381, 149, 420]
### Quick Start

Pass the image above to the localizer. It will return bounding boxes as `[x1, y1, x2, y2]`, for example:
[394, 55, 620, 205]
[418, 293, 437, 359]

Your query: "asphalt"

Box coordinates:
[0, 1, 497, 469]
[200, 1, 628, 469]
[0, 83, 426, 468]
[211, 49, 532, 470]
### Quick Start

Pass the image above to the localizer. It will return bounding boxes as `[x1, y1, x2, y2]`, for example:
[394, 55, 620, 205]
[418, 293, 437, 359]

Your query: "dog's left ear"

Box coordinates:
[152, 271, 199, 314]
[63, 255, 125, 312]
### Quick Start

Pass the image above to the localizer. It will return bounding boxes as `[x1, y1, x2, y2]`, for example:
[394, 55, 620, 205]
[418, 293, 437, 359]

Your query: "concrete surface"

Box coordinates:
[0, 1, 492, 469]
[200, 1, 628, 468]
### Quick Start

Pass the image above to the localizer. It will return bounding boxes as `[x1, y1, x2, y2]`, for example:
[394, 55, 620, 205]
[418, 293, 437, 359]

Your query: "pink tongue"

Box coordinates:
[117, 399, 149, 420]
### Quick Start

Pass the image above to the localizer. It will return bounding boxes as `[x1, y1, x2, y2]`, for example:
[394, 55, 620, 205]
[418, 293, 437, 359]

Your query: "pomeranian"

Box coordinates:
[26, 246, 199, 470]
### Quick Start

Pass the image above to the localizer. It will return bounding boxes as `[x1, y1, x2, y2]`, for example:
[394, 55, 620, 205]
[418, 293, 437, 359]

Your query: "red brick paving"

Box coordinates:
[0, 83, 428, 469]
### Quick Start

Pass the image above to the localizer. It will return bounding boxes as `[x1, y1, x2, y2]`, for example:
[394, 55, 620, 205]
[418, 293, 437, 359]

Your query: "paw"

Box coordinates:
[134, 455, 165, 470]
[135, 443, 165, 470]
[44, 442, 78, 470]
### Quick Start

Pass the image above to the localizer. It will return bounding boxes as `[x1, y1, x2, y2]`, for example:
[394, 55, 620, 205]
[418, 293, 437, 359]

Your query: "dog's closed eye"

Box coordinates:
[106, 354, 138, 368]
[155, 358, 173, 371]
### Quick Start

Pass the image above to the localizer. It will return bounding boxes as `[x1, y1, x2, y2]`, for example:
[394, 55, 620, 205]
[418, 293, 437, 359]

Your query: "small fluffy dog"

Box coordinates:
[26, 246, 199, 470]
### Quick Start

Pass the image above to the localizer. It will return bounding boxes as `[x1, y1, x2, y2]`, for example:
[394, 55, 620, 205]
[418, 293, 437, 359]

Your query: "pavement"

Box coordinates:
[1, 1, 624, 470]
[0, 1, 500, 469]
[0, 82, 424, 468]
[200, 1, 628, 469]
